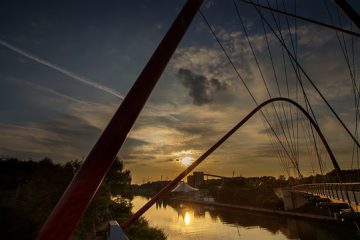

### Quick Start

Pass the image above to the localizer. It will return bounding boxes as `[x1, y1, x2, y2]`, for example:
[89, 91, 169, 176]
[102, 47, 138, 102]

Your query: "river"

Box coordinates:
[132, 196, 360, 240]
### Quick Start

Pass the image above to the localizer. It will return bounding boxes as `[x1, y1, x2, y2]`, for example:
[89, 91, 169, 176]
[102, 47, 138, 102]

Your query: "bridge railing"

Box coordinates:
[292, 183, 360, 205]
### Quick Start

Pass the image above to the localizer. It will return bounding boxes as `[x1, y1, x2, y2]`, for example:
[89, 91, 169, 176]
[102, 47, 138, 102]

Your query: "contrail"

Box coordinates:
[0, 39, 124, 99]
[0, 39, 182, 122]
[23, 80, 83, 103]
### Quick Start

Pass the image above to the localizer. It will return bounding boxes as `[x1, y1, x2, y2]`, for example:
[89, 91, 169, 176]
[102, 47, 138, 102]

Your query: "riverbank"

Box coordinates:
[171, 198, 337, 222]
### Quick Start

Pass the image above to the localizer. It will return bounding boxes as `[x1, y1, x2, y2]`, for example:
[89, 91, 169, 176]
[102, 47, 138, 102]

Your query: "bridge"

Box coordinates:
[31, 0, 360, 239]
[292, 183, 360, 213]
[204, 173, 231, 179]
[187, 171, 231, 187]
[272, 183, 360, 219]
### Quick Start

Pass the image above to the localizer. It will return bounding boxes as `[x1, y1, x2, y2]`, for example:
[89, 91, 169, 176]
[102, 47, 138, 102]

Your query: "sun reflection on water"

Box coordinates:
[184, 211, 191, 226]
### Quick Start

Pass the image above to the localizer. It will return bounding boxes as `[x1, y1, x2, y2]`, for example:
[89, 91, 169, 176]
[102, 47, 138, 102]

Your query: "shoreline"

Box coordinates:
[170, 198, 337, 222]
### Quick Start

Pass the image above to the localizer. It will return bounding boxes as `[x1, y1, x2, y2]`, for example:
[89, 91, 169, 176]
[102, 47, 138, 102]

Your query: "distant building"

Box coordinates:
[170, 182, 200, 200]
[193, 172, 204, 187]
[171, 182, 198, 192]
[187, 172, 204, 187]
[187, 175, 195, 187]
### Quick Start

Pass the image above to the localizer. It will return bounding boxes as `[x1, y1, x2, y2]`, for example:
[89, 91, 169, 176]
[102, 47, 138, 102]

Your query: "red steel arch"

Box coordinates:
[122, 97, 344, 229]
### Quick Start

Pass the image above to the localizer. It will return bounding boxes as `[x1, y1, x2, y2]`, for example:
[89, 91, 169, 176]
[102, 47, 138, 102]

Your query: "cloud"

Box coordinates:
[0, 39, 124, 99]
[0, 120, 98, 161]
[0, 118, 155, 165]
[1, 5, 357, 183]
[177, 68, 229, 105]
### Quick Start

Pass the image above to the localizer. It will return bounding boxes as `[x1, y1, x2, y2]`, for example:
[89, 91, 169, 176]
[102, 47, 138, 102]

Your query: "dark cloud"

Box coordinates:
[122, 137, 149, 149]
[0, 113, 101, 162]
[177, 68, 229, 105]
[118, 137, 151, 162]
[176, 124, 218, 137]
[156, 158, 175, 163]
[42, 113, 100, 137]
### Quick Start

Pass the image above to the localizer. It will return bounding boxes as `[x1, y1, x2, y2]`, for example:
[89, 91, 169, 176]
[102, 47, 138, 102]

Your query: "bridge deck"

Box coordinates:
[292, 183, 360, 212]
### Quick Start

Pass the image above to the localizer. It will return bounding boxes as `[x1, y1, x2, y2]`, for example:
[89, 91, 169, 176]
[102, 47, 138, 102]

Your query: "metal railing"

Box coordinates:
[292, 183, 360, 205]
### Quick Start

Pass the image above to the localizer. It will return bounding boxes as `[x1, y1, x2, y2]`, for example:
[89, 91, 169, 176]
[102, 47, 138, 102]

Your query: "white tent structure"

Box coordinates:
[171, 182, 199, 193]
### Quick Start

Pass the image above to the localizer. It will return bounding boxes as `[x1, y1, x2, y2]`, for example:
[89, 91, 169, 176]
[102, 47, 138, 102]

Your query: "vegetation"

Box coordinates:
[132, 181, 171, 197]
[205, 170, 360, 209]
[0, 157, 165, 240]
[133, 169, 360, 211]
[205, 176, 286, 209]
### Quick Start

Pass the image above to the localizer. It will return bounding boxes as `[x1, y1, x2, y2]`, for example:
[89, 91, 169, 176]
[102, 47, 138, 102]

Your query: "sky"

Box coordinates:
[1, 0, 360, 183]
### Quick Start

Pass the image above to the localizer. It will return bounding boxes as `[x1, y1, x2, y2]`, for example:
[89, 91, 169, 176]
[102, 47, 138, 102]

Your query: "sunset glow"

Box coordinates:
[180, 156, 194, 167]
[1, 0, 358, 184]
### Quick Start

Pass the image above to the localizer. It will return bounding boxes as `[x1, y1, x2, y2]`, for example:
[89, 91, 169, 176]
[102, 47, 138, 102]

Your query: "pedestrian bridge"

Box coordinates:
[290, 183, 360, 215]
[35, 0, 360, 238]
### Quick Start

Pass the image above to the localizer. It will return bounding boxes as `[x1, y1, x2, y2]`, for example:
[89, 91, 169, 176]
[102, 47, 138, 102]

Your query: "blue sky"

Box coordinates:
[1, 0, 360, 183]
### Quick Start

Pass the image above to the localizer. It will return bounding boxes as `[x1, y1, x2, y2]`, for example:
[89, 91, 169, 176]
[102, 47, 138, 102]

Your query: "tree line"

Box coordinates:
[0, 157, 165, 240]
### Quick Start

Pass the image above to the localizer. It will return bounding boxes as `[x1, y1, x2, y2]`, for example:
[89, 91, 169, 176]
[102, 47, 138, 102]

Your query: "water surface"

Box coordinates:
[132, 196, 360, 240]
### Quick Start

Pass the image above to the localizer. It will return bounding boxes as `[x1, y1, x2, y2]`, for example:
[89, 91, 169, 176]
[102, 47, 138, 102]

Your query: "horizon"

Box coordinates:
[1, 156, 356, 185]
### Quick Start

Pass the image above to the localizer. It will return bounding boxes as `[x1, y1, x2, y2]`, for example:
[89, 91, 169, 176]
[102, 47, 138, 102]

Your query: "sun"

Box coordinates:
[180, 156, 194, 166]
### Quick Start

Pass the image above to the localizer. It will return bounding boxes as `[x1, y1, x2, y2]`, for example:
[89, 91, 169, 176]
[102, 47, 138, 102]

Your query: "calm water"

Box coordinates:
[132, 196, 360, 240]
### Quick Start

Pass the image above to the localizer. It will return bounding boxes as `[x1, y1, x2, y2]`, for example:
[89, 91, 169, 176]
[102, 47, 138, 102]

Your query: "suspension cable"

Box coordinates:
[260, 0, 325, 173]
[252, 4, 360, 148]
[199, 9, 300, 172]
[333, 0, 360, 29]
[233, 0, 298, 161]
[237, 0, 360, 37]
